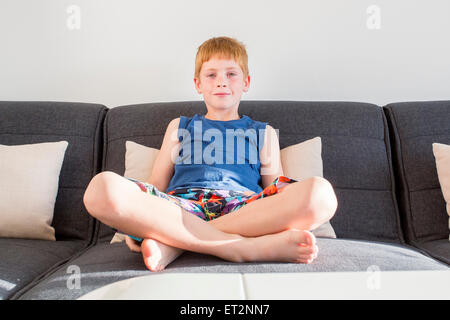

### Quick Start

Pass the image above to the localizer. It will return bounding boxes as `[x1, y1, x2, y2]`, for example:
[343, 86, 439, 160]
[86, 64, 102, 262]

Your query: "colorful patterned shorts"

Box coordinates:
[125, 175, 298, 242]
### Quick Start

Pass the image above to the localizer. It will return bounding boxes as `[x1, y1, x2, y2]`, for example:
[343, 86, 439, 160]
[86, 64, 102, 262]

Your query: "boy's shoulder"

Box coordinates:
[168, 116, 180, 125]
[165, 117, 180, 134]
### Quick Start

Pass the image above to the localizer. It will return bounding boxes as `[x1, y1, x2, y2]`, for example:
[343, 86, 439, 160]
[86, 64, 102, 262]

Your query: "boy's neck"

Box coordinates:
[204, 109, 241, 121]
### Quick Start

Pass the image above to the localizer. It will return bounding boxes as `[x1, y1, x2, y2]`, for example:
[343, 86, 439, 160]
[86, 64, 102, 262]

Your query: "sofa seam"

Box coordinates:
[102, 109, 110, 173]
[381, 107, 405, 244]
[91, 107, 112, 244]
[385, 107, 417, 243]
[90, 107, 109, 246]
[88, 106, 108, 245]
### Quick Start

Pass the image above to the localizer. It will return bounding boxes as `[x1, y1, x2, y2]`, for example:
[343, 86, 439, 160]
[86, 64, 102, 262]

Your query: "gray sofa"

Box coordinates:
[0, 100, 448, 300]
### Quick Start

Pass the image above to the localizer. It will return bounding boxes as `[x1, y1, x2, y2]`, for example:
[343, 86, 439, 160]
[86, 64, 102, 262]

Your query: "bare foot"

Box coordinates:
[141, 238, 184, 272]
[140, 229, 318, 270]
[237, 229, 319, 264]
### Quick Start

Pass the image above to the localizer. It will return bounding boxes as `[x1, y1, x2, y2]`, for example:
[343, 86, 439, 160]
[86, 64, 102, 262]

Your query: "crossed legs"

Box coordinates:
[83, 171, 337, 271]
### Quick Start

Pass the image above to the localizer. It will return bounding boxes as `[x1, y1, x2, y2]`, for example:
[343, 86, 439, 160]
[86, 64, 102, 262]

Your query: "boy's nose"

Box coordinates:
[216, 74, 228, 87]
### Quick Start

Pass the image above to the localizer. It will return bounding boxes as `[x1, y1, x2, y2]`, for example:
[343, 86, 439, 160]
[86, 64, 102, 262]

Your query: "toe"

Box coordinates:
[297, 256, 314, 264]
[141, 239, 153, 258]
[144, 257, 163, 272]
[298, 244, 315, 256]
[142, 256, 155, 271]
[304, 230, 316, 246]
[292, 229, 316, 248]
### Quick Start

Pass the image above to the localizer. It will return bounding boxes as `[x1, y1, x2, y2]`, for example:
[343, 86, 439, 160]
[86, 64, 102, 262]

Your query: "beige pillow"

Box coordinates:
[0, 141, 69, 240]
[432, 142, 450, 241]
[111, 141, 160, 244]
[123, 140, 159, 182]
[281, 137, 337, 238]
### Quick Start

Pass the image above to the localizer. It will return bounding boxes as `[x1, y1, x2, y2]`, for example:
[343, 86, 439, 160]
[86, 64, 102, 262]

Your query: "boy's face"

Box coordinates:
[194, 56, 250, 113]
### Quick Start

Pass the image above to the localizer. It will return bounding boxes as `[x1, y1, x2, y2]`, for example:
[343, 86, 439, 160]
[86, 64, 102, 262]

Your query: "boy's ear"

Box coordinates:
[194, 77, 202, 94]
[243, 75, 251, 92]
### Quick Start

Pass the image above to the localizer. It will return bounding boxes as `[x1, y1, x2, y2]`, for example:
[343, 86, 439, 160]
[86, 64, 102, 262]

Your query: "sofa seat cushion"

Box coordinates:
[416, 239, 450, 265]
[17, 238, 448, 300]
[0, 239, 87, 300]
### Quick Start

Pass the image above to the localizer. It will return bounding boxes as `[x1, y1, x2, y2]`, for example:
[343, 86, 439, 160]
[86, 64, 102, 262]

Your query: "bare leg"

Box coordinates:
[140, 176, 336, 270]
[83, 172, 321, 270]
[209, 176, 338, 237]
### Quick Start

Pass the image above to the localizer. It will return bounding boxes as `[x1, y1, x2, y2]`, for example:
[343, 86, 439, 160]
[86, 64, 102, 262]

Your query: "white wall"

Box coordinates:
[1, 0, 449, 107]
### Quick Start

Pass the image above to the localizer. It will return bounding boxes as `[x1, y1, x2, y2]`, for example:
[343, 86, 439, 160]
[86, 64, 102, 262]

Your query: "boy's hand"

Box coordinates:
[125, 235, 142, 253]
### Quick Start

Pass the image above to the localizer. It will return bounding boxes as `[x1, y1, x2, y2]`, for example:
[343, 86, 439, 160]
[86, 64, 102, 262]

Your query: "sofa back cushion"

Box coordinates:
[100, 101, 402, 243]
[384, 101, 450, 243]
[0, 101, 106, 241]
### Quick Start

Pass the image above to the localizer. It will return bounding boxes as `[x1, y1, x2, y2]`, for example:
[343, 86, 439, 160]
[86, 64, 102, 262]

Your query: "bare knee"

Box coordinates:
[286, 177, 337, 229]
[83, 171, 124, 220]
[305, 177, 337, 227]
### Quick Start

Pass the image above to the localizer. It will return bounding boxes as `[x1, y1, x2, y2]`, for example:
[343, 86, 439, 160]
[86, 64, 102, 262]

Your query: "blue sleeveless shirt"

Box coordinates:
[166, 114, 268, 194]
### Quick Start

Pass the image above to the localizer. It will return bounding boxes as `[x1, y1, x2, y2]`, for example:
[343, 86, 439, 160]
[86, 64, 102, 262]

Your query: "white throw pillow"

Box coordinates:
[280, 137, 337, 238]
[432, 142, 450, 241]
[0, 141, 69, 240]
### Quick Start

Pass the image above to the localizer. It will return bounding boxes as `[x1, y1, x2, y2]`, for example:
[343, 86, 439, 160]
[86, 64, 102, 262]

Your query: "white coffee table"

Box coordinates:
[78, 270, 450, 300]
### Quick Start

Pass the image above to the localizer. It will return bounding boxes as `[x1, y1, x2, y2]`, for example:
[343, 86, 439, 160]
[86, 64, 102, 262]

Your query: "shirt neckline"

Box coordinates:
[200, 114, 247, 122]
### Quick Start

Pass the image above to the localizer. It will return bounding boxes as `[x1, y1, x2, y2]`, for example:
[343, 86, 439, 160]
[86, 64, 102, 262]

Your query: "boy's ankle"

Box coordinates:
[219, 235, 252, 263]
[230, 237, 258, 263]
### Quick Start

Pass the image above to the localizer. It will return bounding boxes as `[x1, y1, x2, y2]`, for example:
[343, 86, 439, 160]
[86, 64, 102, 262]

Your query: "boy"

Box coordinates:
[83, 37, 337, 271]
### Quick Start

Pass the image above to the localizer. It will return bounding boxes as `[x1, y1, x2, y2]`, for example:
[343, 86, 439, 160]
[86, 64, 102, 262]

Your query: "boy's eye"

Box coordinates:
[206, 72, 237, 78]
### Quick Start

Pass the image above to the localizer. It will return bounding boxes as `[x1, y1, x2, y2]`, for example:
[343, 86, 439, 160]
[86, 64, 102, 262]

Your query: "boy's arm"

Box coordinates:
[259, 124, 284, 189]
[147, 118, 180, 192]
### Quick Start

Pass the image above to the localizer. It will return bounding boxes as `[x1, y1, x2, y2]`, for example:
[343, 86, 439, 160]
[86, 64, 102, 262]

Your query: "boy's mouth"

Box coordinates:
[214, 93, 230, 96]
